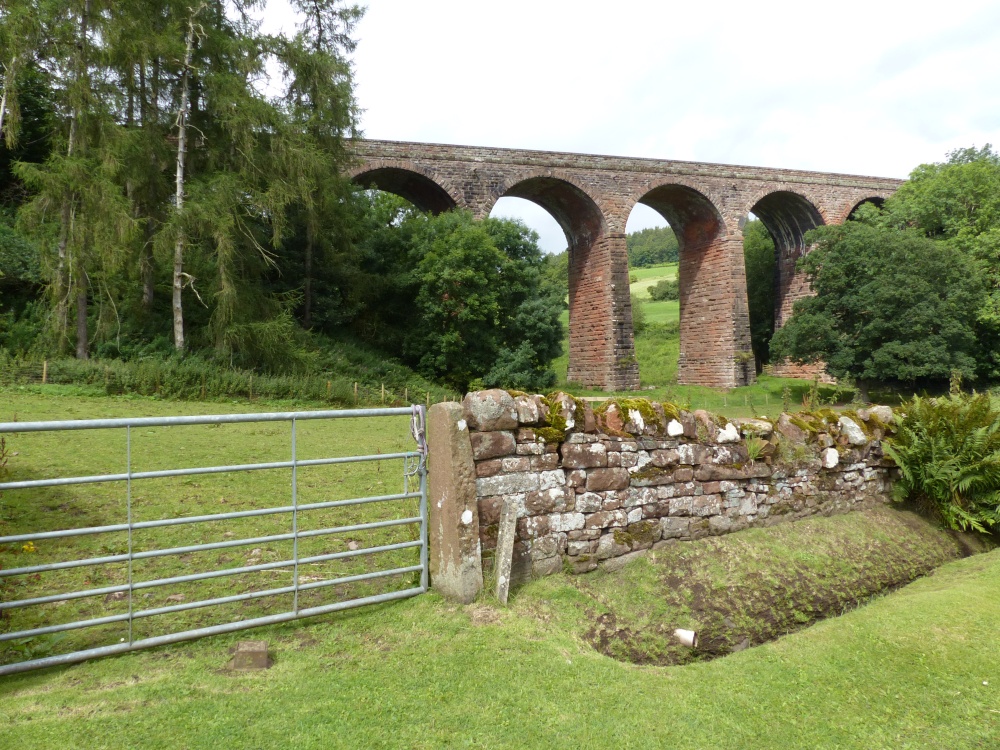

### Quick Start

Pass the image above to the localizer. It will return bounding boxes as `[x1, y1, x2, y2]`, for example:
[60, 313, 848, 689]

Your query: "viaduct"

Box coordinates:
[349, 140, 904, 391]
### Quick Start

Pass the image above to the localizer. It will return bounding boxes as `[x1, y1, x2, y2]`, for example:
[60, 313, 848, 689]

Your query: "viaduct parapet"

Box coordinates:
[349, 139, 903, 390]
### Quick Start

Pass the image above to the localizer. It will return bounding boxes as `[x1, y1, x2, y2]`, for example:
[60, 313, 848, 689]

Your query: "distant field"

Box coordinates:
[630, 262, 678, 297]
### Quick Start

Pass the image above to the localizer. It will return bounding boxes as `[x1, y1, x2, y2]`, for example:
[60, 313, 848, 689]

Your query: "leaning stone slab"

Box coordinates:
[494, 497, 518, 605]
[428, 402, 483, 604]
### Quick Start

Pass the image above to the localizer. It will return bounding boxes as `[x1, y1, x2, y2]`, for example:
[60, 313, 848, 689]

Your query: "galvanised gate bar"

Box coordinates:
[0, 406, 428, 676]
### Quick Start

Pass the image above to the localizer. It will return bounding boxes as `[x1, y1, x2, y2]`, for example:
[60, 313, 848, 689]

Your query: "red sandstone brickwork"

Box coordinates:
[349, 140, 902, 391]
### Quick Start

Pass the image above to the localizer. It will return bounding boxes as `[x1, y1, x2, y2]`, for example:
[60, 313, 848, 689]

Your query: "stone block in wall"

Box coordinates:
[631, 466, 676, 487]
[470, 431, 516, 460]
[500, 456, 530, 473]
[693, 410, 719, 441]
[525, 487, 573, 515]
[477, 495, 504, 526]
[608, 451, 621, 467]
[595, 532, 631, 560]
[463, 390, 518, 431]
[652, 449, 680, 468]
[476, 472, 540, 497]
[585, 468, 630, 492]
[624, 486, 658, 507]
[661, 517, 690, 539]
[670, 496, 694, 516]
[562, 442, 608, 469]
[567, 556, 599, 574]
[476, 459, 503, 478]
[516, 428, 538, 443]
[567, 540, 596, 556]
[532, 555, 562, 577]
[550, 512, 587, 532]
[775, 414, 808, 443]
[576, 492, 603, 513]
[625, 520, 661, 549]
[674, 468, 694, 482]
[566, 469, 587, 488]
[602, 491, 627, 510]
[515, 442, 545, 456]
[539, 470, 566, 490]
[712, 444, 749, 465]
[530, 454, 560, 471]
[689, 519, 711, 540]
[691, 495, 722, 517]
[585, 509, 628, 529]
[677, 444, 713, 465]
[518, 515, 549, 538]
[514, 395, 547, 426]
[642, 500, 672, 519]
[709, 515, 733, 535]
[530, 533, 566, 559]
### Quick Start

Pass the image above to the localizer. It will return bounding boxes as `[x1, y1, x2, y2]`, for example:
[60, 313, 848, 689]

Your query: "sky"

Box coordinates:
[264, 0, 1000, 252]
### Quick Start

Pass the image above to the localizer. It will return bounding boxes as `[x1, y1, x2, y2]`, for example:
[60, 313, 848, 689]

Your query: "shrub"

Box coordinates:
[630, 293, 647, 335]
[884, 393, 1000, 533]
[648, 279, 679, 302]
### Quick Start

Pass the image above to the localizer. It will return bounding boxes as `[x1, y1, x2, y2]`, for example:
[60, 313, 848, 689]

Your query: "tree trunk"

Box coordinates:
[172, 11, 198, 352]
[76, 277, 90, 359]
[857, 379, 871, 404]
[303, 220, 314, 327]
[0, 55, 12, 142]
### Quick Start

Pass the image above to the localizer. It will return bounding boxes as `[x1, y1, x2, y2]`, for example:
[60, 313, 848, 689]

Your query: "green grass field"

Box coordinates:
[0, 390, 422, 665]
[0, 390, 997, 748]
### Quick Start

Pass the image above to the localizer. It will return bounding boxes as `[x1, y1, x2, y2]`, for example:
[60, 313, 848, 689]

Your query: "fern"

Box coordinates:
[884, 393, 1000, 533]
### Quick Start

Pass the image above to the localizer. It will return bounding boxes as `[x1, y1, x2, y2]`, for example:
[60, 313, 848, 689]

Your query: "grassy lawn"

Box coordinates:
[0, 388, 422, 665]
[0, 390, 996, 749]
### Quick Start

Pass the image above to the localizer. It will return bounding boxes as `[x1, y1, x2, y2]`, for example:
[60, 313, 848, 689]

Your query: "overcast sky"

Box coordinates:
[266, 0, 1000, 252]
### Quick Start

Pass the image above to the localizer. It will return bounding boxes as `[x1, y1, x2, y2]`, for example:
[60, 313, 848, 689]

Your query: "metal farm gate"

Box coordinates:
[0, 406, 428, 676]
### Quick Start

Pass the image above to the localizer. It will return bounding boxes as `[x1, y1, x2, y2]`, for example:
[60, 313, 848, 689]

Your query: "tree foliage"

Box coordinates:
[647, 278, 678, 301]
[769, 212, 985, 398]
[627, 225, 678, 267]
[0, 0, 364, 370]
[742, 219, 775, 370]
[771, 146, 1000, 394]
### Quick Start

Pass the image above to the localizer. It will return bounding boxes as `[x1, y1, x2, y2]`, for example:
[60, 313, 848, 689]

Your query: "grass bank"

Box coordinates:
[1, 517, 996, 748]
[1, 392, 998, 748]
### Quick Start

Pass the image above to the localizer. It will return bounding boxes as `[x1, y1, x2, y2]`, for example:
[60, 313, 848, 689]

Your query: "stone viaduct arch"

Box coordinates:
[350, 140, 902, 391]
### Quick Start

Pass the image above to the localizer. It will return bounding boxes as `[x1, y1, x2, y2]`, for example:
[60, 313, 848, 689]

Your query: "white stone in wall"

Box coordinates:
[717, 423, 740, 444]
[576, 492, 603, 513]
[549, 512, 586, 532]
[628, 409, 645, 432]
[629, 451, 653, 473]
[838, 416, 868, 446]
[476, 473, 540, 497]
[869, 405, 893, 423]
[822, 448, 840, 469]
[667, 419, 685, 437]
[539, 470, 566, 490]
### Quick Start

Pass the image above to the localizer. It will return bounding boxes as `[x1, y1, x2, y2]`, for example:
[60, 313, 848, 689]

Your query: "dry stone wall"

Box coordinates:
[444, 389, 896, 587]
